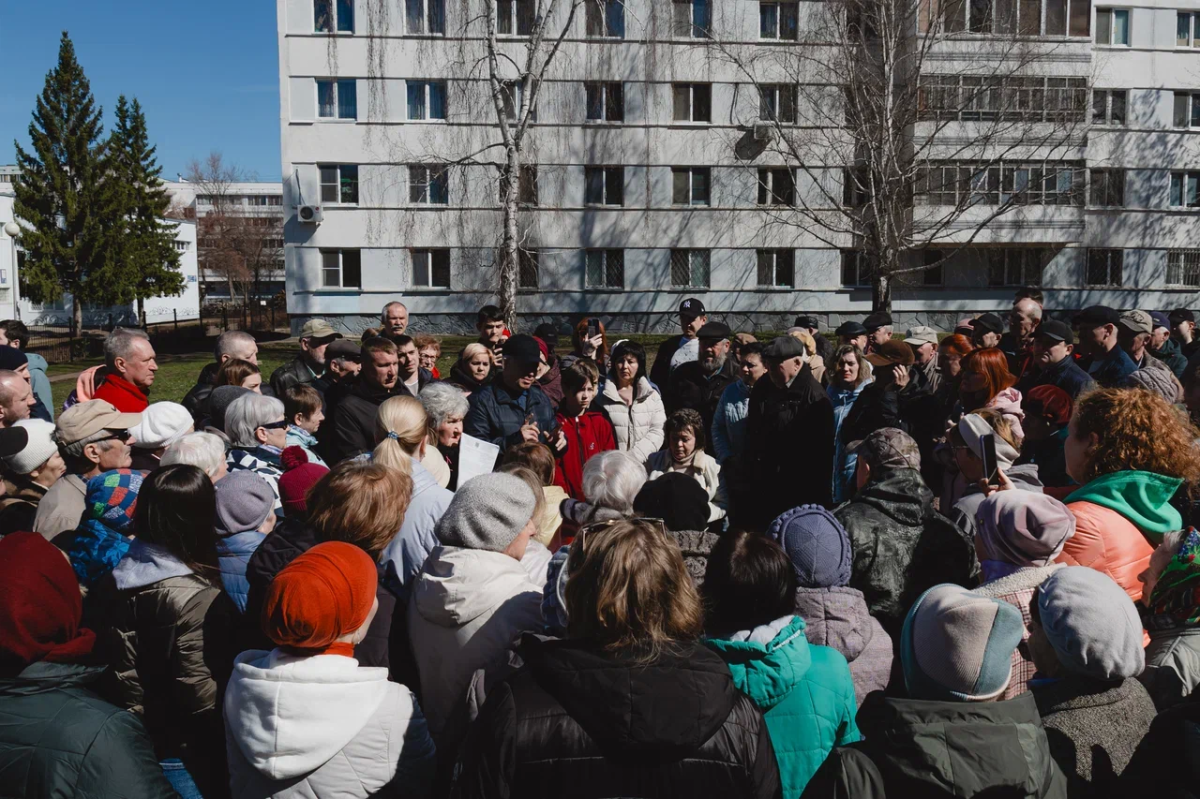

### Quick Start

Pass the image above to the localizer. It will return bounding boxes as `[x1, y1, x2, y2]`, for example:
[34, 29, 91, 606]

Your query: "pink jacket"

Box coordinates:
[987, 387, 1025, 441]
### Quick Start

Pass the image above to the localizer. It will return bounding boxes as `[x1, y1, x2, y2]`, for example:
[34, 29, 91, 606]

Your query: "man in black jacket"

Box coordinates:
[329, 337, 409, 462]
[1017, 320, 1095, 400]
[270, 319, 341, 397]
[649, 297, 707, 389]
[464, 334, 564, 453]
[181, 330, 259, 423]
[738, 336, 834, 530]
[391, 334, 435, 397]
[840, 340, 914, 446]
[665, 321, 738, 439]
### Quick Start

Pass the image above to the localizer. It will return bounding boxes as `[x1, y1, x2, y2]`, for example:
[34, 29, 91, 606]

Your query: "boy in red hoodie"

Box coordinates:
[554, 359, 616, 499]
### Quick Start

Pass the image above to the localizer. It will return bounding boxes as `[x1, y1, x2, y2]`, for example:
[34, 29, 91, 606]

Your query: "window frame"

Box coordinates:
[759, 1, 800, 39]
[1088, 168, 1125, 208]
[759, 84, 798, 124]
[315, 0, 355, 33]
[499, 164, 539, 206]
[757, 168, 797, 206]
[840, 251, 872, 288]
[584, 166, 625, 206]
[318, 164, 360, 205]
[1168, 250, 1200, 287]
[496, 0, 535, 36]
[501, 80, 537, 122]
[321, 249, 362, 289]
[671, 167, 712, 206]
[1173, 91, 1200, 128]
[316, 78, 358, 120]
[407, 80, 448, 121]
[412, 248, 451, 289]
[670, 249, 712, 288]
[585, 249, 625, 288]
[585, 81, 624, 122]
[1091, 89, 1127, 126]
[409, 164, 450, 205]
[988, 249, 1047, 287]
[1095, 7, 1130, 45]
[672, 83, 712, 123]
[1170, 171, 1200, 208]
[1086, 248, 1124, 286]
[585, 0, 626, 37]
[756, 249, 796, 288]
[405, 0, 446, 34]
[672, 0, 711, 38]
[518, 248, 540, 289]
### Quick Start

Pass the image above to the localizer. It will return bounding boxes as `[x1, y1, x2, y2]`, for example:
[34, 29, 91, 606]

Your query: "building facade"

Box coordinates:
[277, 0, 1200, 334]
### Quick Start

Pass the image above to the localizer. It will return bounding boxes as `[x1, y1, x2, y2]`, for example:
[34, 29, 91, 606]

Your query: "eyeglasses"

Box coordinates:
[98, 429, 131, 444]
[258, 419, 290, 431]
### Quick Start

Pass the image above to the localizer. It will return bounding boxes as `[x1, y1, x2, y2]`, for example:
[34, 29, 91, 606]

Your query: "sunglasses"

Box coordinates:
[258, 420, 290, 431]
[98, 429, 132, 444]
[573, 517, 668, 562]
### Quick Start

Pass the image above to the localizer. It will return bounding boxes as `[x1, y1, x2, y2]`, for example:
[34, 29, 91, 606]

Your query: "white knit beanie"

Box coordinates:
[130, 402, 194, 450]
[2, 419, 60, 475]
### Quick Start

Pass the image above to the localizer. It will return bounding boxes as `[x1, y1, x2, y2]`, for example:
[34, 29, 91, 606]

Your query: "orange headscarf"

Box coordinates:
[261, 541, 377, 657]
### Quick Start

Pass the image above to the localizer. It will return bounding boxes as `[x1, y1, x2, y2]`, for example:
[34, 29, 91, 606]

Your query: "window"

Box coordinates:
[672, 168, 711, 206]
[671, 250, 712, 288]
[519, 249, 540, 289]
[916, 162, 1084, 206]
[172, 241, 190, 252]
[1095, 8, 1130, 44]
[1173, 92, 1200, 128]
[759, 84, 798, 123]
[584, 167, 624, 206]
[407, 81, 447, 120]
[317, 79, 357, 119]
[497, 0, 535, 35]
[1165, 250, 1200, 286]
[672, 84, 712, 122]
[412, 249, 451, 288]
[921, 250, 945, 286]
[1092, 90, 1126, 125]
[585, 82, 624, 121]
[501, 81, 537, 121]
[757, 168, 796, 206]
[406, 0, 445, 34]
[321, 249, 362, 288]
[500, 165, 538, 206]
[988, 249, 1046, 286]
[927, 0, 1090, 35]
[586, 0, 625, 37]
[919, 75, 1088, 122]
[315, 0, 354, 32]
[1086, 248, 1123, 286]
[673, 0, 711, 37]
[1170, 172, 1200, 208]
[841, 251, 871, 287]
[760, 2, 799, 39]
[409, 165, 449, 205]
[1089, 169, 1124, 207]
[586, 250, 625, 288]
[756, 249, 795, 287]
[1179, 12, 1198, 46]
[843, 167, 869, 207]
[319, 165, 359, 204]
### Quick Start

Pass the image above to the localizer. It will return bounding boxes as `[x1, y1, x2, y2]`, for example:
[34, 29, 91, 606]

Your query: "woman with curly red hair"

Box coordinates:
[959, 347, 1024, 439]
[935, 334, 974, 420]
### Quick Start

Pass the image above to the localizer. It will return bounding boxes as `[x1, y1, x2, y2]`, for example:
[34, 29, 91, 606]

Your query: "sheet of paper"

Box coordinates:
[457, 433, 501, 487]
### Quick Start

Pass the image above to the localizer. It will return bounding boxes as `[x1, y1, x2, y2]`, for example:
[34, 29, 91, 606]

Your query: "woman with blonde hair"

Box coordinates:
[454, 519, 781, 798]
[449, 342, 493, 395]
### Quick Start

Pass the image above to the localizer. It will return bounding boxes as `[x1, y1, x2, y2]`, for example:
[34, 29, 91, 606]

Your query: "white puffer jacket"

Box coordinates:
[598, 376, 666, 464]
[224, 650, 435, 798]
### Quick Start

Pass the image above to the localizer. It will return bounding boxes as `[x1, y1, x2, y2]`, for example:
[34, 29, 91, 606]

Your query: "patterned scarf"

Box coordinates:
[1145, 528, 1200, 631]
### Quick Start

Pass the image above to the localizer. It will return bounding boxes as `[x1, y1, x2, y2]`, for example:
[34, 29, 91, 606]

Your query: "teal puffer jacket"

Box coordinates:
[708, 615, 860, 797]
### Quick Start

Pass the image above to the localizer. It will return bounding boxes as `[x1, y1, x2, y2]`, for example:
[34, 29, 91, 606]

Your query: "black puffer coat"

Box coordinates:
[665, 355, 739, 440]
[453, 635, 782, 799]
[331, 377, 413, 462]
[181, 362, 220, 424]
[834, 468, 978, 637]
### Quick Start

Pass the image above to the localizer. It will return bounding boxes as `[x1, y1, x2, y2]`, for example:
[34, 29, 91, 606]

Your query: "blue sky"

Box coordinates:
[0, 1, 282, 181]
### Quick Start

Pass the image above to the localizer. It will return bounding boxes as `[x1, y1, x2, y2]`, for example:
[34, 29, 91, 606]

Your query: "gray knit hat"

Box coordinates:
[901, 583, 1025, 701]
[435, 472, 538, 552]
[1125, 367, 1181, 404]
[214, 470, 277, 536]
[1037, 566, 1145, 681]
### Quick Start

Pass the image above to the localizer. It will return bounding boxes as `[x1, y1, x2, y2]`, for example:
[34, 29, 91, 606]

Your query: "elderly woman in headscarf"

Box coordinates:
[971, 490, 1076, 700]
[1139, 529, 1200, 710]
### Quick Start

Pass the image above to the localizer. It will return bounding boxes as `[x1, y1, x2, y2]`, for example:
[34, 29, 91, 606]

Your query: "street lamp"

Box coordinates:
[2, 222, 20, 321]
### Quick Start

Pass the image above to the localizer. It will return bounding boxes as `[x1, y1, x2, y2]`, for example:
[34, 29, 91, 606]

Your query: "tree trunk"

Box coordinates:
[873, 271, 892, 314]
[71, 294, 82, 337]
[137, 296, 145, 327]
[498, 145, 521, 332]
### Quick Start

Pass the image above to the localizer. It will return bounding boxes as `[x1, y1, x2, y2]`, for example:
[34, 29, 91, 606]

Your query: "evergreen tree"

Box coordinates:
[110, 96, 183, 323]
[12, 32, 121, 334]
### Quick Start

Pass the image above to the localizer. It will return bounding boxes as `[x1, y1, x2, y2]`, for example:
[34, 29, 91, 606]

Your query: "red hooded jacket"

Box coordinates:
[553, 410, 616, 500]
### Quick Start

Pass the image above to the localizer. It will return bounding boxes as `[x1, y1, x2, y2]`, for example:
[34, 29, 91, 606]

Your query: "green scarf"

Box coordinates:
[1065, 470, 1183, 542]
[1145, 529, 1200, 630]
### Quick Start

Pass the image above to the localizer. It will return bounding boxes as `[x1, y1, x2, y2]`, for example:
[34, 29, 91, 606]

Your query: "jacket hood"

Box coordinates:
[0, 661, 103, 694]
[412, 546, 540, 627]
[827, 380, 869, 405]
[1066, 470, 1184, 537]
[112, 539, 193, 590]
[856, 468, 934, 527]
[23, 352, 47, 371]
[706, 616, 812, 711]
[521, 635, 736, 761]
[989, 386, 1026, 418]
[225, 649, 391, 780]
[217, 531, 266, 557]
[792, 586, 876, 661]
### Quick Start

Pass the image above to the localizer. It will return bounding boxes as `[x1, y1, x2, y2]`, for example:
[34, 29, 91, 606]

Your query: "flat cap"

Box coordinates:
[863, 312, 893, 332]
[697, 321, 732, 340]
[762, 335, 807, 360]
[1074, 305, 1120, 327]
[835, 321, 868, 338]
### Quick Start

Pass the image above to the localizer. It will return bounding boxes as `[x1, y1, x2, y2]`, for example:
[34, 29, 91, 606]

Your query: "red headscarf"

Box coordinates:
[261, 541, 377, 657]
[0, 532, 95, 674]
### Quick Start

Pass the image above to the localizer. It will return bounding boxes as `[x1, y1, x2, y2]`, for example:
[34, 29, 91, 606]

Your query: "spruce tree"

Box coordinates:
[110, 96, 183, 323]
[12, 32, 121, 334]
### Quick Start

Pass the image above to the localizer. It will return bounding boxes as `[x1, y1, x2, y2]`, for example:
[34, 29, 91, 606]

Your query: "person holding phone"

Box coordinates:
[464, 334, 565, 454]
[562, 318, 610, 376]
[946, 410, 1038, 542]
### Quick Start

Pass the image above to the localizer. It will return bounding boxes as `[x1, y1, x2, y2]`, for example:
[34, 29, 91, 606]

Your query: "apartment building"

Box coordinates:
[277, 0, 1200, 333]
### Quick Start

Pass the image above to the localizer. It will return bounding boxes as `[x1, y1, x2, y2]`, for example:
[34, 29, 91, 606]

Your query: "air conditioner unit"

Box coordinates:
[753, 121, 774, 143]
[297, 205, 324, 225]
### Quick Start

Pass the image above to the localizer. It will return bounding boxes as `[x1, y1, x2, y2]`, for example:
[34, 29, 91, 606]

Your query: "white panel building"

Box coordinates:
[276, 0, 1200, 333]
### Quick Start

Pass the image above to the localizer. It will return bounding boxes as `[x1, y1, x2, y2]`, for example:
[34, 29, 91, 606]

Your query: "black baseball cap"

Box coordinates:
[1036, 319, 1074, 345]
[532, 323, 559, 349]
[696, 321, 732, 340]
[679, 298, 706, 318]
[836, 321, 868, 338]
[501, 333, 542, 365]
[794, 315, 819, 330]
[1073, 305, 1120, 327]
[0, 426, 28, 459]
[1169, 309, 1196, 326]
[972, 313, 1004, 335]
[863, 312, 893, 332]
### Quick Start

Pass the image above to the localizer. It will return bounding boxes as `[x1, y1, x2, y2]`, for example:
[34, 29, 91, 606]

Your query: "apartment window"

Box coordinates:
[586, 0, 625, 37]
[1179, 12, 1199, 45]
[843, 167, 869, 207]
[409, 165, 449, 205]
[406, 0, 446, 34]
[519, 249, 540, 289]
[1173, 92, 1200, 128]
[315, 0, 354, 32]
[1087, 248, 1123, 286]
[1089, 169, 1125, 207]
[988, 249, 1046, 286]
[407, 81, 447, 120]
[920, 250, 945, 286]
[172, 241, 189, 252]
[935, 0, 1091, 34]
[317, 79, 357, 119]
[584, 167, 624, 206]
[1170, 172, 1200, 208]
[917, 162, 1083, 206]
[501, 81, 537, 121]
[500, 165, 539, 206]
[319, 165, 359, 204]
[671, 250, 712, 288]
[412, 249, 451, 288]
[919, 75, 1088, 122]
[1168, 250, 1200, 286]
[757, 168, 796, 206]
[841, 251, 871, 287]
[760, 2, 799, 39]
[759, 84, 798, 123]
[757, 249, 795, 288]
[1092, 90, 1126, 125]
[673, 0, 711, 37]
[269, 196, 283, 206]
[673, 84, 712, 123]
[1095, 8, 1130, 44]
[321, 249, 362, 288]
[672, 168, 711, 206]
[497, 0, 535, 35]
[586, 250, 625, 288]
[585, 82, 624, 121]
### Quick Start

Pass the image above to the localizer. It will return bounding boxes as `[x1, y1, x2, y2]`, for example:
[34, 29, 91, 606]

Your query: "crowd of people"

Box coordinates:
[5, 294, 1200, 798]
